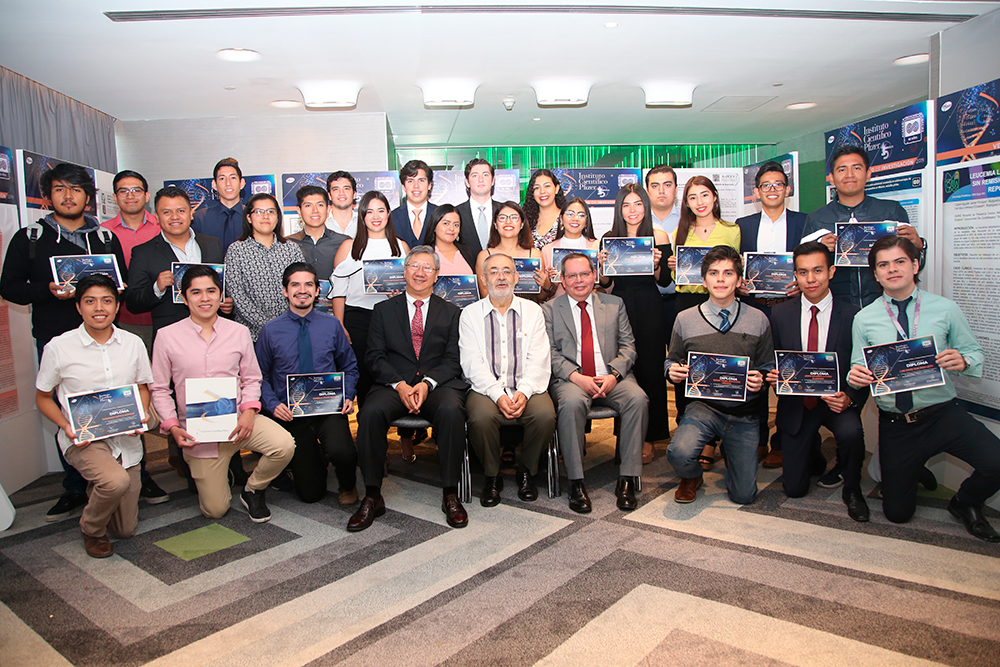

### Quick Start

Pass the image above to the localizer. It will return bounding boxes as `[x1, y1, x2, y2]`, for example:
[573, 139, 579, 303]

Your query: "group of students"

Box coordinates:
[2, 148, 999, 561]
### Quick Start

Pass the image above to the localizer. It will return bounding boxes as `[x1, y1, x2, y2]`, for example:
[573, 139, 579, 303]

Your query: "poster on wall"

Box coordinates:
[862, 173, 926, 232]
[741, 152, 799, 217]
[430, 169, 520, 206]
[16, 150, 99, 226]
[163, 174, 277, 214]
[825, 101, 929, 178]
[547, 168, 642, 237]
[279, 170, 399, 233]
[939, 158, 1000, 422]
[674, 168, 744, 224]
[936, 78, 1000, 166]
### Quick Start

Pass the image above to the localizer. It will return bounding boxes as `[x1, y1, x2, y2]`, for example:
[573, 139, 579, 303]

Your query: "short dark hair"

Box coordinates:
[754, 161, 788, 188]
[701, 245, 743, 278]
[282, 261, 318, 288]
[40, 163, 95, 202]
[559, 251, 595, 276]
[326, 171, 356, 192]
[829, 145, 870, 171]
[154, 185, 191, 209]
[181, 264, 222, 295]
[113, 170, 148, 192]
[645, 164, 677, 189]
[296, 185, 329, 207]
[399, 160, 433, 192]
[868, 235, 920, 284]
[213, 158, 242, 180]
[793, 241, 833, 269]
[463, 158, 495, 196]
[75, 274, 120, 304]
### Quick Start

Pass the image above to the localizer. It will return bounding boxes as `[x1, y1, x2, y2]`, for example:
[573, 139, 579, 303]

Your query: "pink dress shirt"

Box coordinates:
[102, 211, 160, 326]
[435, 245, 473, 276]
[151, 316, 262, 458]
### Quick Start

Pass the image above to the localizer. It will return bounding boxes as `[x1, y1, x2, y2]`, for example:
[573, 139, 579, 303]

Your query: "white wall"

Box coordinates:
[939, 8, 1000, 97]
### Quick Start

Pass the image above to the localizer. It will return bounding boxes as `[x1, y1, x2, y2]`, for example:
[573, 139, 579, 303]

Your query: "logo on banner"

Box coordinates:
[0, 153, 10, 180]
[251, 181, 272, 195]
[617, 173, 638, 187]
[880, 141, 893, 160]
[901, 113, 925, 145]
[374, 177, 395, 192]
[496, 173, 515, 189]
[943, 170, 961, 194]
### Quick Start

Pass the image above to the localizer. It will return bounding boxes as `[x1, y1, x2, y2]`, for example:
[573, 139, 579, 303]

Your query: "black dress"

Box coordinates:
[604, 242, 671, 442]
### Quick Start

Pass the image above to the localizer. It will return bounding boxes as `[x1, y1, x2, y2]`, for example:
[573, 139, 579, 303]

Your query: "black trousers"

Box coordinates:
[344, 306, 374, 409]
[277, 414, 357, 503]
[357, 385, 466, 490]
[781, 403, 864, 498]
[880, 400, 1000, 523]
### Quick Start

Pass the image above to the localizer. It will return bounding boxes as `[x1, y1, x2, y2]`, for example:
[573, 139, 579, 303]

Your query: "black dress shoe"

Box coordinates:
[347, 495, 385, 532]
[843, 487, 870, 523]
[480, 476, 503, 507]
[516, 468, 538, 502]
[615, 476, 638, 511]
[948, 496, 1000, 542]
[442, 493, 468, 528]
[568, 480, 591, 514]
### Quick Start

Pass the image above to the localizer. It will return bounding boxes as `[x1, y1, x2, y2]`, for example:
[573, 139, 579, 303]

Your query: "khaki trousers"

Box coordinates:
[63, 441, 141, 539]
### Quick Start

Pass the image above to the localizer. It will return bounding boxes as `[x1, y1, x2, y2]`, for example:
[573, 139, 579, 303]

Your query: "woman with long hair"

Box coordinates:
[475, 201, 552, 298]
[542, 197, 599, 298]
[423, 204, 477, 275]
[522, 169, 566, 249]
[599, 183, 672, 462]
[224, 192, 305, 341]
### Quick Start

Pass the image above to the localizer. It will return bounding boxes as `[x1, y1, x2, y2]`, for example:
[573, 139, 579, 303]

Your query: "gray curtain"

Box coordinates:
[0, 66, 117, 173]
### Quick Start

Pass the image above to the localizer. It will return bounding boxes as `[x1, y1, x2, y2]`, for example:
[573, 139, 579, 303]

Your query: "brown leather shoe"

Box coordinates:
[347, 494, 385, 532]
[762, 450, 783, 468]
[757, 445, 768, 462]
[674, 476, 703, 504]
[338, 487, 359, 506]
[441, 493, 468, 528]
[83, 533, 114, 558]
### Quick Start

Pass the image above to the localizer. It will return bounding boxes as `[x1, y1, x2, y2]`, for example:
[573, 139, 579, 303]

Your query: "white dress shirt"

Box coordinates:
[393, 291, 437, 389]
[568, 293, 609, 376]
[469, 197, 494, 249]
[755, 208, 788, 253]
[407, 201, 429, 238]
[326, 210, 358, 238]
[153, 230, 203, 298]
[800, 291, 834, 351]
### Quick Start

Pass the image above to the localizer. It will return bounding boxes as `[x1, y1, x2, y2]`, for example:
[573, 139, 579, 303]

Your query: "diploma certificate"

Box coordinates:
[744, 253, 795, 294]
[775, 351, 840, 396]
[50, 255, 124, 290]
[513, 258, 541, 294]
[601, 237, 655, 276]
[286, 373, 345, 417]
[685, 352, 750, 402]
[433, 274, 479, 308]
[66, 384, 145, 444]
[185, 377, 239, 443]
[863, 335, 945, 397]
[835, 221, 897, 267]
[363, 258, 406, 294]
[674, 246, 710, 286]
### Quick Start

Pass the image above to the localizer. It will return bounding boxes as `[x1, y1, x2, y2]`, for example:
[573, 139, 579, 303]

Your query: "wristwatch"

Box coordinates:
[610, 368, 623, 381]
[421, 378, 434, 391]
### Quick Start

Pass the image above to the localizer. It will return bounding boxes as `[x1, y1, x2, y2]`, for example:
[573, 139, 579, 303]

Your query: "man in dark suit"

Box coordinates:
[543, 252, 648, 514]
[348, 245, 469, 532]
[390, 160, 438, 249]
[455, 158, 504, 256]
[125, 186, 231, 337]
[766, 241, 869, 522]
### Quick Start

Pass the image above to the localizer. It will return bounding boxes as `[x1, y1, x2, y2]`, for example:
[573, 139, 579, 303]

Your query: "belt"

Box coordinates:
[878, 400, 952, 425]
[753, 295, 791, 308]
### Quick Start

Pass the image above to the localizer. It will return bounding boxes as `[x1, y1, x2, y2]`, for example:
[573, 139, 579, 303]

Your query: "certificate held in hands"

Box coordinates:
[551, 247, 598, 283]
[363, 258, 406, 294]
[433, 275, 479, 308]
[185, 377, 238, 442]
[835, 221, 897, 267]
[863, 335, 945, 397]
[601, 237, 655, 276]
[744, 253, 795, 294]
[287, 373, 345, 416]
[50, 255, 124, 290]
[775, 351, 839, 396]
[674, 246, 710, 286]
[66, 384, 146, 444]
[513, 257, 541, 294]
[685, 352, 750, 402]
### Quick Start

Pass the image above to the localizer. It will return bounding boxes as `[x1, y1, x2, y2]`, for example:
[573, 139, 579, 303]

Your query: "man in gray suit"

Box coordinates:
[543, 252, 648, 513]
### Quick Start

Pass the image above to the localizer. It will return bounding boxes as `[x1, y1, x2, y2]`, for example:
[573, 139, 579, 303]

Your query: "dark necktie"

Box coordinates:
[578, 301, 596, 377]
[412, 299, 424, 359]
[804, 305, 819, 410]
[297, 317, 314, 374]
[719, 308, 731, 332]
[893, 297, 913, 413]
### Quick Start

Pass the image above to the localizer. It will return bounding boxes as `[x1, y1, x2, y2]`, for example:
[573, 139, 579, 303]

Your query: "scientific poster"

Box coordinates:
[824, 101, 929, 177]
[936, 78, 1000, 166]
[863, 173, 925, 231]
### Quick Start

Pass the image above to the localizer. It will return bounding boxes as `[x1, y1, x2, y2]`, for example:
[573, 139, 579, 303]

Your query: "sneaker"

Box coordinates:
[240, 488, 272, 523]
[140, 478, 170, 504]
[269, 469, 294, 492]
[817, 470, 845, 489]
[46, 493, 87, 522]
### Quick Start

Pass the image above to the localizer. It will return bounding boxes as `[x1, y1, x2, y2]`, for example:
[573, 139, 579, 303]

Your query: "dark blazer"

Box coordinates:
[456, 198, 503, 257]
[390, 202, 438, 250]
[365, 293, 467, 391]
[736, 209, 808, 254]
[769, 295, 867, 434]
[125, 233, 224, 335]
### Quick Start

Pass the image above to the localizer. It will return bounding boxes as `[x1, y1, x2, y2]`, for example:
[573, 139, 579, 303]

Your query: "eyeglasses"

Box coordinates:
[405, 262, 436, 272]
[115, 187, 145, 195]
[564, 271, 594, 281]
[758, 182, 787, 192]
[563, 211, 587, 220]
[497, 214, 520, 223]
[486, 268, 515, 277]
[251, 208, 278, 217]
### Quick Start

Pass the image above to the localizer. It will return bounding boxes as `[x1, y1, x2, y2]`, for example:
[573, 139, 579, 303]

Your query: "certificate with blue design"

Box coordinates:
[49, 254, 123, 290]
[66, 384, 145, 444]
[674, 246, 710, 286]
[685, 352, 750, 402]
[185, 377, 238, 442]
[363, 258, 406, 294]
[551, 247, 598, 283]
[775, 351, 840, 396]
[433, 274, 479, 308]
[834, 221, 897, 267]
[313, 279, 334, 314]
[286, 373, 345, 417]
[744, 252, 795, 294]
[863, 336, 945, 396]
[601, 237, 655, 276]
[513, 258, 541, 294]
[171, 262, 226, 304]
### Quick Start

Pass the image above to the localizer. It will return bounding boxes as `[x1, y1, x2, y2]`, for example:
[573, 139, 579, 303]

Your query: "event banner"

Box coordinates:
[685, 352, 749, 402]
[164, 175, 276, 214]
[430, 169, 520, 206]
[936, 78, 1000, 166]
[66, 384, 145, 444]
[314, 280, 334, 314]
[551, 168, 641, 238]
[17, 150, 100, 225]
[825, 101, 929, 177]
[280, 170, 400, 232]
[0, 146, 16, 207]
[674, 168, 744, 222]
[775, 351, 840, 396]
[287, 372, 345, 417]
[940, 158, 1000, 420]
[863, 174, 924, 231]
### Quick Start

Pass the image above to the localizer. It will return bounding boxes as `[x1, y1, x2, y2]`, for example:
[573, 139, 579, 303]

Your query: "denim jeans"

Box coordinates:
[667, 401, 760, 504]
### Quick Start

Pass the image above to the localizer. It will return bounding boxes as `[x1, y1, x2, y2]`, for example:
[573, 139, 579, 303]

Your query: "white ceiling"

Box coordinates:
[2, 1, 998, 148]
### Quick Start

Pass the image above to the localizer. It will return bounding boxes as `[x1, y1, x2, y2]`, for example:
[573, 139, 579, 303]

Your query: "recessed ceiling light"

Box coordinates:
[533, 81, 591, 107]
[420, 80, 478, 108]
[642, 82, 696, 107]
[772, 83, 783, 87]
[894, 53, 930, 66]
[217, 47, 260, 62]
[786, 102, 817, 110]
[297, 81, 362, 109]
[270, 100, 301, 108]
[604, 22, 619, 28]
[532, 117, 541, 121]
[223, 86, 236, 91]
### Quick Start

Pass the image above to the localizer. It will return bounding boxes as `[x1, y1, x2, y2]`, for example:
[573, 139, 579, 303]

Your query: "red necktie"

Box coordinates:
[578, 301, 596, 377]
[412, 299, 424, 359]
[804, 305, 819, 410]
